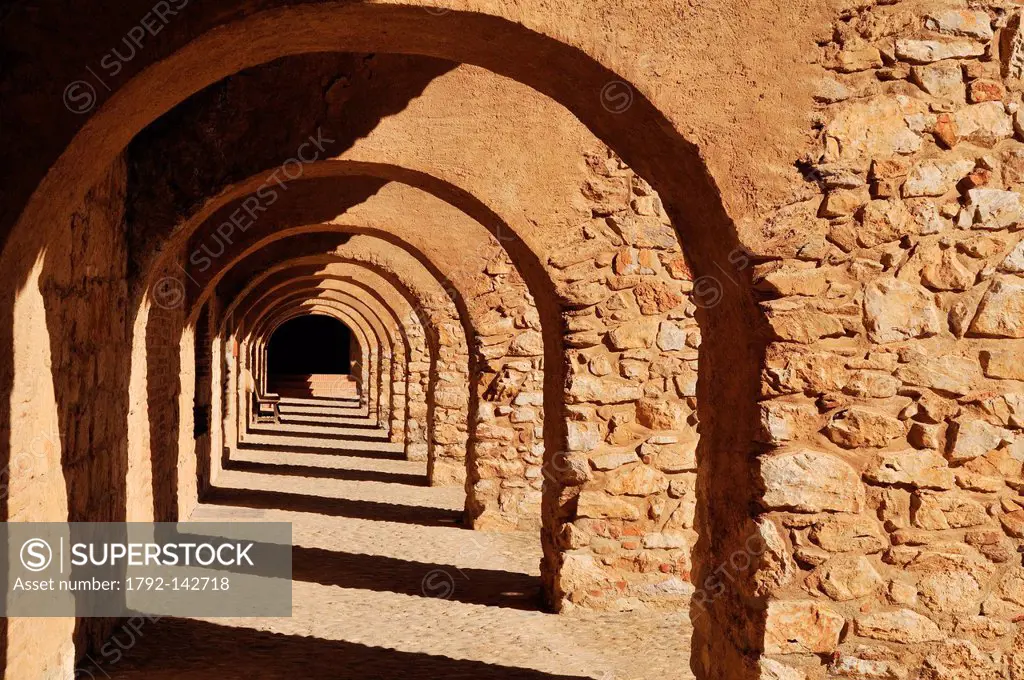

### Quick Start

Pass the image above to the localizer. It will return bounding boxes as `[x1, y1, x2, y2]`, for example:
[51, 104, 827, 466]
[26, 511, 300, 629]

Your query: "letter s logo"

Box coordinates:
[21, 539, 52, 572]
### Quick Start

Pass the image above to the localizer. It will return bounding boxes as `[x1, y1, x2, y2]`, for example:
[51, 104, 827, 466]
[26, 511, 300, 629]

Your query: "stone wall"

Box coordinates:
[752, 4, 1024, 676]
[467, 249, 546, 531]
[545, 144, 703, 610]
[4, 158, 134, 678]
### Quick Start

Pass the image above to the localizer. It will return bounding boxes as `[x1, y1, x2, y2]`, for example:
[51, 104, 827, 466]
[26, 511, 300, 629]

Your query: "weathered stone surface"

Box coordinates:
[643, 437, 697, 472]
[829, 656, 907, 679]
[754, 264, 828, 296]
[903, 159, 973, 197]
[764, 300, 845, 344]
[922, 639, 1004, 679]
[602, 463, 669, 496]
[656, 321, 687, 351]
[811, 516, 887, 553]
[834, 43, 883, 73]
[963, 189, 1023, 229]
[862, 200, 918, 249]
[1004, 11, 1024, 80]
[896, 355, 976, 396]
[589, 446, 640, 471]
[759, 659, 807, 680]
[970, 277, 1024, 338]
[864, 450, 955, 489]
[760, 449, 864, 513]
[864, 279, 941, 343]
[607, 318, 658, 349]
[856, 609, 944, 643]
[567, 374, 643, 404]
[844, 370, 900, 398]
[925, 10, 993, 40]
[1001, 240, 1024, 274]
[969, 78, 1006, 103]
[947, 419, 1010, 462]
[917, 565, 983, 614]
[952, 103, 1014, 147]
[980, 349, 1024, 380]
[824, 97, 925, 162]
[753, 518, 796, 595]
[911, 61, 965, 100]
[764, 601, 844, 654]
[508, 330, 544, 356]
[641, 531, 689, 549]
[809, 555, 882, 601]
[567, 421, 602, 452]
[635, 398, 688, 430]
[822, 187, 870, 217]
[824, 407, 904, 448]
[912, 492, 989, 529]
[633, 281, 682, 316]
[921, 248, 975, 291]
[896, 39, 985, 63]
[760, 400, 821, 442]
[576, 491, 640, 520]
[1001, 510, 1024, 538]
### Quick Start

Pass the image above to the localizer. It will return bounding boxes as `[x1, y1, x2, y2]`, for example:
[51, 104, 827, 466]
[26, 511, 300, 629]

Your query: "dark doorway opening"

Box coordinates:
[268, 315, 352, 375]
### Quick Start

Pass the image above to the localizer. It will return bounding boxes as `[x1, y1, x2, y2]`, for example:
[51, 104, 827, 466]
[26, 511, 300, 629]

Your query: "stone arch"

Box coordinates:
[243, 282, 404, 439]
[223, 266, 411, 450]
[0, 8, 765, 678]
[237, 273, 419, 460]
[252, 282, 396, 415]
[223, 255, 466, 486]
[250, 300, 385, 433]
[256, 297, 381, 417]
[153, 167, 550, 524]
[221, 249, 543, 518]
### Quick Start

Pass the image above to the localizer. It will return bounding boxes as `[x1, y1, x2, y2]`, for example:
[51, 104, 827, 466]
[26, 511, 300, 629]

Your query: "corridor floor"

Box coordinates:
[98, 398, 695, 679]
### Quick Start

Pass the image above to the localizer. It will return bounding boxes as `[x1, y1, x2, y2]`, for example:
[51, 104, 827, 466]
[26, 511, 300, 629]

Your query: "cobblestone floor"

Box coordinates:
[101, 411, 695, 679]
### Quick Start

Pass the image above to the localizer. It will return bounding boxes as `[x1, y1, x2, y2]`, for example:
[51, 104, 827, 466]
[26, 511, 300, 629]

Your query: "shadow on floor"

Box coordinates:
[238, 441, 407, 460]
[245, 425, 390, 442]
[152, 528, 538, 611]
[224, 459, 427, 487]
[276, 417, 381, 430]
[95, 618, 590, 679]
[203, 487, 464, 528]
[293, 546, 543, 611]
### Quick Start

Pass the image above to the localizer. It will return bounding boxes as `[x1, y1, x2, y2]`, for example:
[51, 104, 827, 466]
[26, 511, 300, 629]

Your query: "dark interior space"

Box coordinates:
[267, 315, 352, 375]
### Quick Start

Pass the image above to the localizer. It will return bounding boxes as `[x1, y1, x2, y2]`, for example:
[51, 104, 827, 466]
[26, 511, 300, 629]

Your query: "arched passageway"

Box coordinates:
[267, 314, 354, 377]
[0, 3, 833, 680]
[266, 314, 359, 400]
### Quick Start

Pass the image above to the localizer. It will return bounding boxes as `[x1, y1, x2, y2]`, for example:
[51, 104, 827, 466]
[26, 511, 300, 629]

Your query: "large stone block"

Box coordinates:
[808, 555, 883, 601]
[760, 449, 864, 513]
[602, 463, 669, 496]
[824, 407, 905, 449]
[970, 276, 1024, 338]
[608, 318, 658, 350]
[896, 355, 976, 396]
[926, 10, 993, 39]
[864, 279, 941, 343]
[576, 491, 641, 520]
[759, 400, 821, 443]
[824, 97, 925, 162]
[947, 419, 1010, 462]
[864, 450, 955, 490]
[896, 39, 985, 63]
[810, 515, 887, 553]
[764, 600, 844, 654]
[855, 609, 943, 643]
[635, 398, 689, 430]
